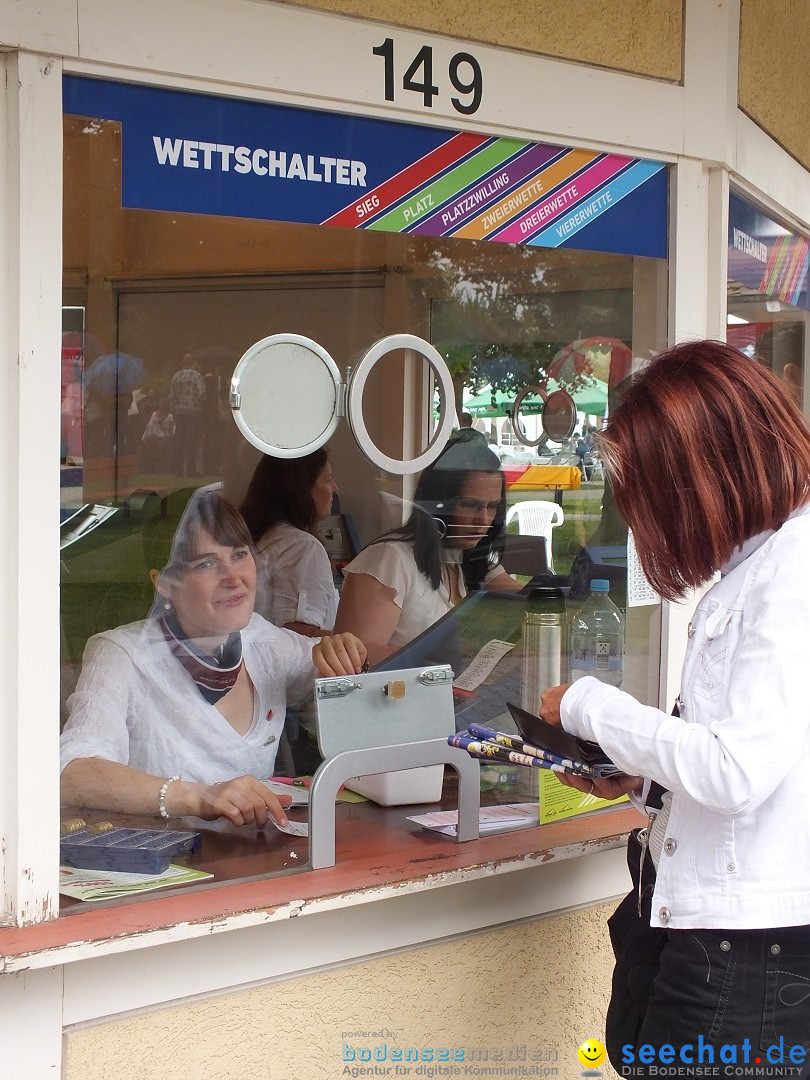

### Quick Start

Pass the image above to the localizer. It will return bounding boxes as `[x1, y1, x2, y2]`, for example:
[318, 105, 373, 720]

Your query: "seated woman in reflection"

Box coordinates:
[239, 449, 339, 637]
[335, 436, 521, 665]
[60, 490, 366, 828]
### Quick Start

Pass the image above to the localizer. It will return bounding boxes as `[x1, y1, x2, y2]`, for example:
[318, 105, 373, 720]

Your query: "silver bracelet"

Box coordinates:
[158, 775, 181, 819]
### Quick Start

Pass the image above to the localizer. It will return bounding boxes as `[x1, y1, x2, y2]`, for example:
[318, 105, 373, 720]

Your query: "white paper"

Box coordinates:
[407, 802, 537, 836]
[453, 639, 515, 692]
[627, 529, 660, 607]
[272, 817, 309, 837]
[263, 779, 309, 805]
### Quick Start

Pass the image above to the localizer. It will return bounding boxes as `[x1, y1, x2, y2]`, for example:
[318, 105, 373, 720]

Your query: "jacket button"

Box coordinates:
[658, 907, 671, 924]
[663, 838, 677, 855]
[687, 623, 696, 638]
[726, 862, 736, 872]
[720, 940, 731, 952]
[771, 944, 781, 955]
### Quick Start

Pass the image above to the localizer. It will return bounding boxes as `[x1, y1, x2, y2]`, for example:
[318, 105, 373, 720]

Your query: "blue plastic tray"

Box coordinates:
[60, 826, 202, 875]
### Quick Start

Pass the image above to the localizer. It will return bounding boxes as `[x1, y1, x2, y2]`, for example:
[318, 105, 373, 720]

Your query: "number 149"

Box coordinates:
[372, 38, 483, 115]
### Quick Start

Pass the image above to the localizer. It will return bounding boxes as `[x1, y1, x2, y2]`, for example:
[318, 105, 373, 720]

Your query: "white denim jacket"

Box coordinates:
[561, 502, 810, 930]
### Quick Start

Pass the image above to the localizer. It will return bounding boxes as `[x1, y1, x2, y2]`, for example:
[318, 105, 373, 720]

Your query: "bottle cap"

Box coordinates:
[527, 585, 565, 613]
[590, 578, 610, 592]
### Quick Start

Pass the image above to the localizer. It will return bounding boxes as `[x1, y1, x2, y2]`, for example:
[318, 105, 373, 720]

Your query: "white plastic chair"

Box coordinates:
[505, 500, 565, 571]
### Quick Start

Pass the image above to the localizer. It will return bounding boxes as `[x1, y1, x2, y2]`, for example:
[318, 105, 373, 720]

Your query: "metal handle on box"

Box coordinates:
[308, 738, 481, 869]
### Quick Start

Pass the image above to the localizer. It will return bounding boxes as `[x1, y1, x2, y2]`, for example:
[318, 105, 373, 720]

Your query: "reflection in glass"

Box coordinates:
[62, 107, 668, 894]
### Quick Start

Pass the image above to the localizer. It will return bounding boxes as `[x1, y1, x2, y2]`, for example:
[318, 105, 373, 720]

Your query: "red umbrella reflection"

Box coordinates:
[548, 336, 633, 391]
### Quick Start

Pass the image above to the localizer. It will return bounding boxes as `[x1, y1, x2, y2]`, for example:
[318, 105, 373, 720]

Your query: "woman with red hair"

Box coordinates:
[540, 340, 810, 1068]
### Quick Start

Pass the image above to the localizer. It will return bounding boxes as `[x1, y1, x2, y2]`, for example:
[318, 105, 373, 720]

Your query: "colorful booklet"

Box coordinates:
[447, 731, 590, 776]
[448, 703, 626, 779]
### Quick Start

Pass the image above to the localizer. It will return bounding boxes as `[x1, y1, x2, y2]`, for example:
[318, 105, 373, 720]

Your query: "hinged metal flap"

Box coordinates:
[314, 664, 455, 760]
[316, 678, 363, 699]
[418, 666, 454, 685]
[230, 333, 342, 458]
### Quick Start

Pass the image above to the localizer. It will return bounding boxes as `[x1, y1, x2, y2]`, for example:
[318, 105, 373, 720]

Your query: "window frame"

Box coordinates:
[2, 0, 808, 929]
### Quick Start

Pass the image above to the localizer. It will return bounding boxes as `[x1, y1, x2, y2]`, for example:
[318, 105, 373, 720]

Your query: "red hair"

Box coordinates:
[599, 340, 810, 600]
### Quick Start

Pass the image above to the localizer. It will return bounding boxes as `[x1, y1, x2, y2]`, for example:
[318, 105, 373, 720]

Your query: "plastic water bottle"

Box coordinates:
[569, 579, 625, 687]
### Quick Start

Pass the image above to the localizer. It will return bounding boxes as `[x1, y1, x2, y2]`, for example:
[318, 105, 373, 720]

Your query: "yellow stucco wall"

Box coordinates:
[64, 902, 621, 1080]
[278, 0, 683, 81]
[739, 0, 810, 170]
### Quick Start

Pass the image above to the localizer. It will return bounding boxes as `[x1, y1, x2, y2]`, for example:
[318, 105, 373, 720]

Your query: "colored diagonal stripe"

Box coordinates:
[482, 152, 630, 245]
[409, 142, 564, 237]
[527, 159, 665, 248]
[781, 240, 809, 305]
[763, 236, 792, 297]
[788, 249, 810, 306]
[320, 131, 490, 229]
[764, 236, 810, 305]
[368, 137, 528, 233]
[452, 149, 600, 241]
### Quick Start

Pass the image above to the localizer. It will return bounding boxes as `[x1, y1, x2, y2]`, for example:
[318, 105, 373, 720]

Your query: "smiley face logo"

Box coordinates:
[577, 1039, 607, 1069]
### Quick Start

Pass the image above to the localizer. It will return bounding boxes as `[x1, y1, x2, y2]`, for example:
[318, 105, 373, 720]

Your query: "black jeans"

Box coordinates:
[633, 925, 810, 1067]
[607, 834, 810, 1077]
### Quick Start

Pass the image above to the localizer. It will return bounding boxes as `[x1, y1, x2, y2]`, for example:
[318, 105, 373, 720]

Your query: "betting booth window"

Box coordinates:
[60, 76, 669, 905]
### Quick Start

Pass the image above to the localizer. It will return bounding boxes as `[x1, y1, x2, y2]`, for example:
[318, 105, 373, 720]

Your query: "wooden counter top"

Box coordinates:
[0, 790, 643, 970]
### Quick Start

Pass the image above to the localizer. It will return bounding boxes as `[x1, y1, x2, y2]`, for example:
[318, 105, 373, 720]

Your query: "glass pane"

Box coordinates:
[727, 192, 809, 410]
[60, 98, 668, 905]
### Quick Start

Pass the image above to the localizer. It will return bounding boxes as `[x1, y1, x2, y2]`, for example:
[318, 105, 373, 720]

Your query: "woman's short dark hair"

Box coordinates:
[378, 436, 506, 590]
[239, 448, 328, 541]
[163, 489, 254, 580]
[599, 339, 810, 600]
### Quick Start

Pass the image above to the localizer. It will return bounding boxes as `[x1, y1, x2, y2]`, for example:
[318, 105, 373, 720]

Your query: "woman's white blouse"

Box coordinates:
[254, 522, 338, 631]
[562, 502, 810, 930]
[343, 540, 504, 649]
[60, 613, 315, 785]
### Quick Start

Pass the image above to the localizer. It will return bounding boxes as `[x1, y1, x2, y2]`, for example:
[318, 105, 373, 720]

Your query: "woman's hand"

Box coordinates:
[538, 683, 572, 726]
[313, 632, 367, 676]
[556, 770, 644, 800]
[538, 684, 644, 799]
[185, 775, 292, 828]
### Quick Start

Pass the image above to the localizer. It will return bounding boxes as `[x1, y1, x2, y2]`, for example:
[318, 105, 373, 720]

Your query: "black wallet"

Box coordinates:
[506, 701, 625, 778]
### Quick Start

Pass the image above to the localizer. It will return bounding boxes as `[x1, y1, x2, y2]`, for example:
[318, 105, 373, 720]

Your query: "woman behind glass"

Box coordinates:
[60, 490, 365, 827]
[335, 436, 521, 665]
[240, 449, 339, 637]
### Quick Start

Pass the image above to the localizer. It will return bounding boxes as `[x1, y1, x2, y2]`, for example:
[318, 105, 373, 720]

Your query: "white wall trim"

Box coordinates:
[0, 51, 63, 926]
[60, 846, 629, 1028]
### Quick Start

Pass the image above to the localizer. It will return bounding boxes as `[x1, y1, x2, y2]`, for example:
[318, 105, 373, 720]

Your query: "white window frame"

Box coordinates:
[1, 0, 808, 928]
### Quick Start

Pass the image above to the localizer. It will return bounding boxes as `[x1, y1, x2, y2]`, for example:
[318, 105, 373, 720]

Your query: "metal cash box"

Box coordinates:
[314, 665, 455, 804]
[314, 664, 455, 757]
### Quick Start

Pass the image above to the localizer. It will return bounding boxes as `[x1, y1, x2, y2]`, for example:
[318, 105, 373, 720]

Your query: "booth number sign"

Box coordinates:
[372, 38, 483, 115]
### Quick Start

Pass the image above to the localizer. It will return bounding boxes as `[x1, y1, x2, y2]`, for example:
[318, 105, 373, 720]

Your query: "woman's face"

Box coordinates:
[312, 462, 338, 521]
[159, 529, 257, 642]
[445, 471, 502, 549]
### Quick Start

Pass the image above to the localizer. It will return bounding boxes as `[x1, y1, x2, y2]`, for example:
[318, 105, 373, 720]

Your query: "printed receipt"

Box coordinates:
[452, 640, 515, 693]
[272, 817, 309, 837]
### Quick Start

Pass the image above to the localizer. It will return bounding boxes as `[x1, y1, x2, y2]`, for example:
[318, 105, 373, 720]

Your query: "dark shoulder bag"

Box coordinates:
[604, 701, 681, 1066]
